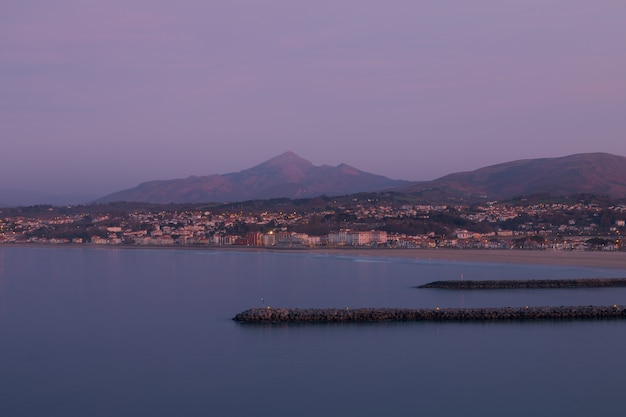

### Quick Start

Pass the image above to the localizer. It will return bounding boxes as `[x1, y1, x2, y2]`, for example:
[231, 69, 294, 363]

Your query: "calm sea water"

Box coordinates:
[1, 246, 626, 416]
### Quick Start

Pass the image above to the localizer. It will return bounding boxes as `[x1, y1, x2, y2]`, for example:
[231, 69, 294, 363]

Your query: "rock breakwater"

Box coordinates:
[418, 278, 626, 290]
[233, 305, 626, 323]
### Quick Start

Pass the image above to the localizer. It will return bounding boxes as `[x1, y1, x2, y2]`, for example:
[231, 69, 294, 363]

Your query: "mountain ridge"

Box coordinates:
[96, 151, 409, 204]
[4, 152, 626, 207]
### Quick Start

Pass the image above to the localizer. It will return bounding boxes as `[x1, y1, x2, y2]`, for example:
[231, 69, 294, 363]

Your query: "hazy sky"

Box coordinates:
[2, 1, 626, 195]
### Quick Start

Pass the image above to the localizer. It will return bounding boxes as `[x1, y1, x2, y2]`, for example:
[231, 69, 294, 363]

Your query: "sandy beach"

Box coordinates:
[272, 247, 626, 270]
[4, 243, 626, 270]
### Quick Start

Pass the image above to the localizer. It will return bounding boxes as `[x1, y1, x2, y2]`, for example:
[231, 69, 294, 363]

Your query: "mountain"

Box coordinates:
[10, 152, 625, 207]
[399, 152, 626, 201]
[96, 151, 409, 204]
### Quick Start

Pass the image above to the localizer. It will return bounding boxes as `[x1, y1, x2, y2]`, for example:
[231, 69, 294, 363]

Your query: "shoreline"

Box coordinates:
[269, 247, 626, 269]
[3, 243, 626, 269]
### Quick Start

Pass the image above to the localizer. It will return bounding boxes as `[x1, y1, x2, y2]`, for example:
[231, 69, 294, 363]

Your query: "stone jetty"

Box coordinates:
[233, 305, 626, 323]
[417, 278, 626, 290]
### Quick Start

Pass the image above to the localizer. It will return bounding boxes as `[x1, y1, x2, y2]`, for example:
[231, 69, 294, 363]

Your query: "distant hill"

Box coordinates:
[0, 189, 99, 208]
[96, 151, 409, 204]
[399, 152, 626, 201]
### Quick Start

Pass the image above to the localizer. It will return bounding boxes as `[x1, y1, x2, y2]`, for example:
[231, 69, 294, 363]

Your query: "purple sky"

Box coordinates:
[2, 1, 626, 195]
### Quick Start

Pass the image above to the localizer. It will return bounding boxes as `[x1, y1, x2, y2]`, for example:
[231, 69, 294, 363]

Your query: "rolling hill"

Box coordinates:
[399, 152, 626, 201]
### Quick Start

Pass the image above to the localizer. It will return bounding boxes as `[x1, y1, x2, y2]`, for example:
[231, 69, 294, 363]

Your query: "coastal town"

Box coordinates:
[2, 195, 625, 251]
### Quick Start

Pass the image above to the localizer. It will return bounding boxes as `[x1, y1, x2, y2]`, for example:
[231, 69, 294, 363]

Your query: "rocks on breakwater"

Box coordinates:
[233, 305, 626, 323]
[417, 278, 626, 290]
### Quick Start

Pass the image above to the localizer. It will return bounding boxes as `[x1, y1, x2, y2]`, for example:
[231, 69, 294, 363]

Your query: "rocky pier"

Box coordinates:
[417, 278, 626, 290]
[233, 305, 626, 323]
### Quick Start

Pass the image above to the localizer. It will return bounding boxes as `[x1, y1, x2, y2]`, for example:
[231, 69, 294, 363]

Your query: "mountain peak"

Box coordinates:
[255, 151, 313, 169]
[239, 151, 315, 184]
[336, 163, 360, 175]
